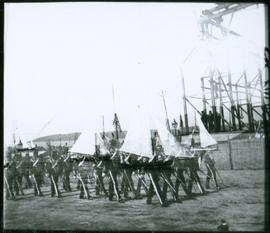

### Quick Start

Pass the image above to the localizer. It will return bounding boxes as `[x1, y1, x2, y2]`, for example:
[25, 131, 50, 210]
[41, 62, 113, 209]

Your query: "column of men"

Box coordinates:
[4, 138, 220, 204]
[4, 144, 72, 200]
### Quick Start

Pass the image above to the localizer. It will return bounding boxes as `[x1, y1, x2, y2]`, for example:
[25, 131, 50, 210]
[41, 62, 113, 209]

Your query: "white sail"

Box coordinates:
[69, 128, 96, 155]
[154, 117, 186, 157]
[196, 113, 217, 148]
[120, 106, 153, 158]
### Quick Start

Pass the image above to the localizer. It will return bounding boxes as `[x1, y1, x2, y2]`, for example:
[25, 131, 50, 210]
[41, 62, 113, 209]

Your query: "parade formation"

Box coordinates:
[4, 108, 222, 207]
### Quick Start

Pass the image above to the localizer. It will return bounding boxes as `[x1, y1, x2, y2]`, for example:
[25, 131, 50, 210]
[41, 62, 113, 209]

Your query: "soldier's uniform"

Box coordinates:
[95, 166, 107, 196]
[77, 157, 91, 199]
[46, 156, 62, 198]
[204, 153, 219, 189]
[62, 155, 72, 192]
[146, 169, 164, 205]
[13, 153, 24, 196]
[175, 166, 190, 198]
[161, 167, 177, 202]
[4, 159, 16, 200]
[103, 160, 123, 202]
[187, 155, 205, 194]
[22, 153, 32, 189]
[31, 154, 44, 196]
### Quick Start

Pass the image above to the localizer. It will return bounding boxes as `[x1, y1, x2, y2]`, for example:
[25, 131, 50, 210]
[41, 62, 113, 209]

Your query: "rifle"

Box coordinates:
[4, 174, 15, 199]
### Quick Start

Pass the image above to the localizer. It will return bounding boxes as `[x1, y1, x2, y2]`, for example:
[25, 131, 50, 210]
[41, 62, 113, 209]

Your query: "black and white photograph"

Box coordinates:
[3, 2, 269, 232]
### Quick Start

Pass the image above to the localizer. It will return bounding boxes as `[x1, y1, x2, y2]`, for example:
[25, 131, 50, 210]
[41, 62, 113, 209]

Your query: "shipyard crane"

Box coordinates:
[198, 3, 256, 39]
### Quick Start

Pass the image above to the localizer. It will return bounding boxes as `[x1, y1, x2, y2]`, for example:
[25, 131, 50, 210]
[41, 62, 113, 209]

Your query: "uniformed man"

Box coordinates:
[4, 152, 16, 200]
[103, 159, 123, 202]
[62, 154, 72, 192]
[174, 164, 190, 199]
[21, 153, 32, 189]
[146, 169, 165, 206]
[77, 156, 92, 199]
[203, 152, 219, 190]
[45, 153, 62, 198]
[120, 164, 137, 199]
[31, 152, 44, 196]
[208, 111, 214, 132]
[187, 153, 206, 195]
[13, 152, 24, 196]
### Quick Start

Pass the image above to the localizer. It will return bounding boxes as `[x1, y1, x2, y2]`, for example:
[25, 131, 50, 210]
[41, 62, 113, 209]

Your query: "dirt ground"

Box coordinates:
[4, 170, 265, 232]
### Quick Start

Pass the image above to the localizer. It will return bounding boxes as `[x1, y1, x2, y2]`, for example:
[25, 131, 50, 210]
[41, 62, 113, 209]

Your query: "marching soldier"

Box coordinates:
[22, 153, 32, 189]
[174, 165, 190, 198]
[203, 152, 219, 190]
[187, 153, 206, 195]
[121, 168, 137, 199]
[31, 152, 44, 196]
[103, 159, 123, 202]
[13, 152, 24, 196]
[94, 148, 108, 197]
[4, 152, 16, 200]
[62, 154, 72, 192]
[146, 169, 165, 206]
[45, 153, 62, 198]
[77, 156, 92, 199]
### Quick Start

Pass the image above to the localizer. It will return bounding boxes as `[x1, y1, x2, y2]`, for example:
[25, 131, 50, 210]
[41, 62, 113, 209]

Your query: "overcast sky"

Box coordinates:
[4, 3, 266, 145]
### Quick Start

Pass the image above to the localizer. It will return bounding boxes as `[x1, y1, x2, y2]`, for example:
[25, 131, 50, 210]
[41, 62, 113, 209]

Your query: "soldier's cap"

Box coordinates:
[221, 219, 226, 223]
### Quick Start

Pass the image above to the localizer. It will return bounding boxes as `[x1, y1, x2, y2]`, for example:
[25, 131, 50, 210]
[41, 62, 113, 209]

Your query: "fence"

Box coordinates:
[212, 138, 265, 170]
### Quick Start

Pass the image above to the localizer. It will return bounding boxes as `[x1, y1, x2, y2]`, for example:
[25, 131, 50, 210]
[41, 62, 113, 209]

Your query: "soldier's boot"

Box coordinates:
[162, 183, 168, 203]
[99, 180, 108, 197]
[95, 185, 100, 195]
[136, 178, 142, 196]
[26, 175, 32, 189]
[37, 183, 44, 196]
[66, 176, 72, 192]
[79, 184, 85, 199]
[14, 182, 19, 195]
[15, 176, 24, 195]
[86, 187, 92, 200]
[56, 188, 62, 198]
[146, 184, 154, 204]
[123, 182, 130, 199]
[77, 180, 80, 190]
[108, 180, 113, 201]
[205, 178, 210, 189]
[63, 179, 66, 191]
[34, 187, 38, 196]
